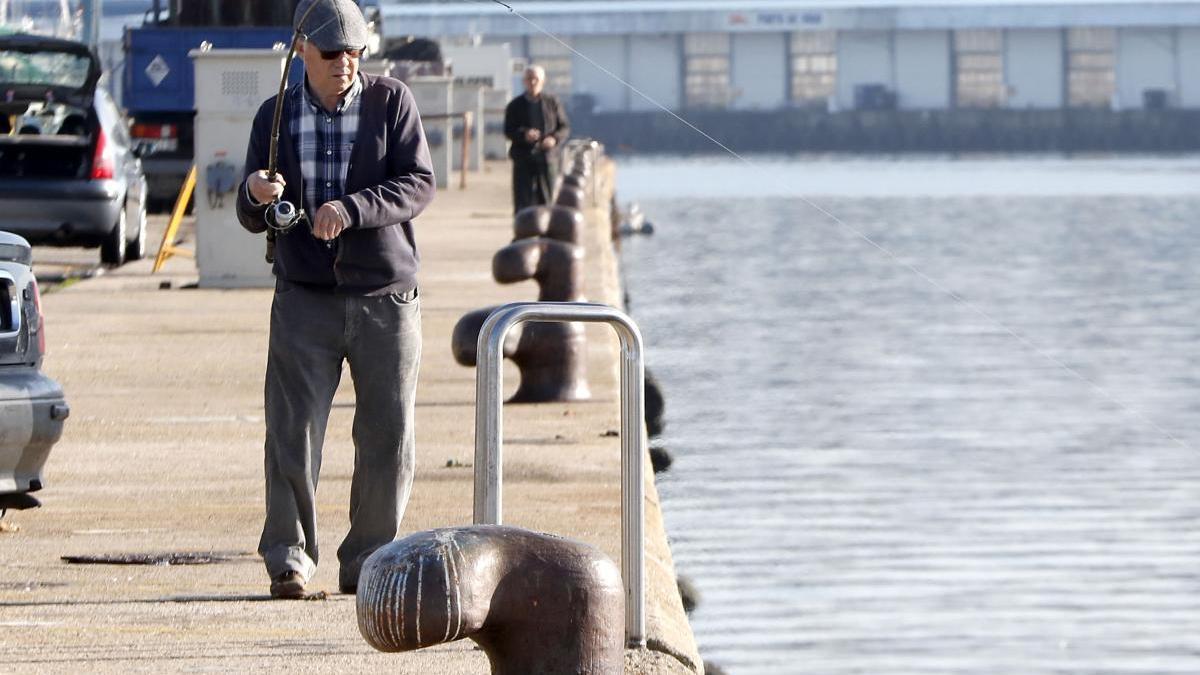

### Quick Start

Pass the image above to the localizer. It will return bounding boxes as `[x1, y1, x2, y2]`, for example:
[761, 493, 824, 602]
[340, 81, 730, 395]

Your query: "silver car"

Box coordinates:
[0, 231, 68, 513]
[0, 33, 148, 267]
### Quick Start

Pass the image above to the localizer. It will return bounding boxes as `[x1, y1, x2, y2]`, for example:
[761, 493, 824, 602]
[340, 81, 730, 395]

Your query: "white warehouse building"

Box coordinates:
[382, 0, 1200, 113]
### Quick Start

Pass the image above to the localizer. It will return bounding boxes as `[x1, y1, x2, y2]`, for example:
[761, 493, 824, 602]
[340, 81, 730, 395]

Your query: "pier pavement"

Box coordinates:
[0, 161, 701, 673]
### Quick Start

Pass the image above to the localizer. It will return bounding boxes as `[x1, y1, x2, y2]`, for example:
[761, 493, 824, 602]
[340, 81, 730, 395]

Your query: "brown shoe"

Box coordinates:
[270, 570, 306, 600]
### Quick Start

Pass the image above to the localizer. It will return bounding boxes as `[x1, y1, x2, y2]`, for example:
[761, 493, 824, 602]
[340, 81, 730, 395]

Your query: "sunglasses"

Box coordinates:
[318, 48, 363, 60]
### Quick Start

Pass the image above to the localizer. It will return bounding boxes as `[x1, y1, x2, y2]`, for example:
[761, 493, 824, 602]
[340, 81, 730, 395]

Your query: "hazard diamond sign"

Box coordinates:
[145, 55, 170, 87]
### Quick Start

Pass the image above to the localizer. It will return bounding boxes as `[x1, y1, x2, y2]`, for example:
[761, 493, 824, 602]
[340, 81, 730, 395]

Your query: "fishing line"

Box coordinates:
[476, 0, 1190, 451]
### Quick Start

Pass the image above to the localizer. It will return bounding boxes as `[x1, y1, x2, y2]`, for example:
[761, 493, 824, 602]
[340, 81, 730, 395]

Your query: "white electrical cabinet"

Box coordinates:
[190, 47, 289, 288]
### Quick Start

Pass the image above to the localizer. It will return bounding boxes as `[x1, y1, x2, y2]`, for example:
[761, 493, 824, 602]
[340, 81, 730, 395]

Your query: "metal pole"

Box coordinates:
[81, 0, 101, 48]
[474, 301, 647, 648]
[589, 141, 600, 208]
[459, 111, 471, 190]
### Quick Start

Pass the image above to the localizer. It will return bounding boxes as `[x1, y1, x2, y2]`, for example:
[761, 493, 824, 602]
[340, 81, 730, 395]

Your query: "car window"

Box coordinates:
[0, 50, 91, 88]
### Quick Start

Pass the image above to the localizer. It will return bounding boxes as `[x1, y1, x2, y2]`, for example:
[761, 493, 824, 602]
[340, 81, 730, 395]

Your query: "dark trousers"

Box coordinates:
[512, 155, 553, 213]
[259, 280, 422, 588]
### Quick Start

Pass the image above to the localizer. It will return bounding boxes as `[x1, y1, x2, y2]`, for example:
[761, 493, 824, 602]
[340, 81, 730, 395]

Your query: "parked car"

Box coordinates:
[0, 231, 67, 513]
[0, 33, 148, 267]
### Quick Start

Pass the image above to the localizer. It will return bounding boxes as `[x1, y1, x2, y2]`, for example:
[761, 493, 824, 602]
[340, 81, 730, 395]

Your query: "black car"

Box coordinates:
[0, 33, 148, 267]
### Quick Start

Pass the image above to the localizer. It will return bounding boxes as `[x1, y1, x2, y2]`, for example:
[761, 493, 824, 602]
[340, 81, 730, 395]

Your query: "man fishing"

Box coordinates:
[235, 0, 435, 599]
[504, 64, 570, 213]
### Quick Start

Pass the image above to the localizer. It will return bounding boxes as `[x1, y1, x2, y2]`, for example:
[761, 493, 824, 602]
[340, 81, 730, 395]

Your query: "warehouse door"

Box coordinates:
[731, 32, 787, 110]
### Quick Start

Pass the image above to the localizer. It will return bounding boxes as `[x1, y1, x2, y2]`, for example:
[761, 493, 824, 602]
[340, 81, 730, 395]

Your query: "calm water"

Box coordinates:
[616, 156, 1200, 674]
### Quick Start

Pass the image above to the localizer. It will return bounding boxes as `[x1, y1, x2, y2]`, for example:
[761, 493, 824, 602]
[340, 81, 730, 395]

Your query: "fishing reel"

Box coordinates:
[265, 199, 309, 234]
[263, 199, 309, 264]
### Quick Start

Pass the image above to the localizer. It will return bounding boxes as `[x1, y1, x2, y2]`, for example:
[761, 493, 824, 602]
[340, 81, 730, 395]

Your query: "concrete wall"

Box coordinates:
[731, 32, 787, 110]
[1117, 27, 1178, 109]
[1181, 28, 1200, 108]
[894, 30, 951, 109]
[1007, 29, 1064, 108]
[837, 31, 893, 110]
[493, 23, 1200, 114]
[628, 35, 681, 111]
[572, 35, 628, 112]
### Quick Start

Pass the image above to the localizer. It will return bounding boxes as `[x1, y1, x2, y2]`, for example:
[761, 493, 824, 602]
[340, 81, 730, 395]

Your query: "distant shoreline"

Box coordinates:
[575, 108, 1200, 155]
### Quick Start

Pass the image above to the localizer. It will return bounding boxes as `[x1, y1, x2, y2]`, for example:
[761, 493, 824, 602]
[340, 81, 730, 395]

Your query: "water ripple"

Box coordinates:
[621, 158, 1200, 674]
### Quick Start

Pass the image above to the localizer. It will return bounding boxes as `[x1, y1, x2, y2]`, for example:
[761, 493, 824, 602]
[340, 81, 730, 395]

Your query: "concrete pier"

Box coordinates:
[0, 162, 701, 673]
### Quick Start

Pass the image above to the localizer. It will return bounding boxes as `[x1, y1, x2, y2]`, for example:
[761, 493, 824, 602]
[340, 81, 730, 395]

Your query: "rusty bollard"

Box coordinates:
[452, 306, 591, 403]
[513, 205, 585, 244]
[450, 233, 591, 402]
[490, 237, 589, 402]
[493, 238, 584, 302]
[561, 172, 587, 192]
[570, 154, 593, 178]
[555, 183, 587, 210]
[357, 526, 624, 675]
[451, 307, 521, 367]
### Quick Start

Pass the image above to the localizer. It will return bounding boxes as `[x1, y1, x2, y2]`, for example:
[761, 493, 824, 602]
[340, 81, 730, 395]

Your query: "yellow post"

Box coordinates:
[152, 164, 197, 273]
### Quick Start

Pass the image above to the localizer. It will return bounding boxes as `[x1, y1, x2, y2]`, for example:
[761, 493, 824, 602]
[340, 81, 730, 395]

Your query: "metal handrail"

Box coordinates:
[474, 301, 647, 648]
[421, 111, 474, 189]
[561, 138, 603, 207]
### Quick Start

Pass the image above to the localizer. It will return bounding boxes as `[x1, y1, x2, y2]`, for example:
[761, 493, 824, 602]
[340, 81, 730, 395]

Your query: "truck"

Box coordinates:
[122, 0, 380, 210]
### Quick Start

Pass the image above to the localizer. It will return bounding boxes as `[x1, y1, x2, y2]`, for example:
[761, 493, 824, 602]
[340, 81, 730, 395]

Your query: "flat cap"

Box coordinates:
[294, 0, 369, 52]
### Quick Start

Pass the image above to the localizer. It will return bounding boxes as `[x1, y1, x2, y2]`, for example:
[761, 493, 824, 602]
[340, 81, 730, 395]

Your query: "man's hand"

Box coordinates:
[524, 128, 542, 143]
[313, 202, 348, 241]
[540, 136, 557, 151]
[248, 170, 285, 205]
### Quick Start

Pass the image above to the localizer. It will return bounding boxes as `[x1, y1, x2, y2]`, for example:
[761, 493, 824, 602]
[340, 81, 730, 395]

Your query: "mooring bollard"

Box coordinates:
[449, 237, 590, 403]
[513, 205, 585, 244]
[555, 184, 587, 210]
[561, 172, 587, 192]
[492, 238, 584, 302]
[451, 306, 591, 403]
[357, 525, 624, 674]
[474, 302, 647, 647]
[451, 307, 521, 367]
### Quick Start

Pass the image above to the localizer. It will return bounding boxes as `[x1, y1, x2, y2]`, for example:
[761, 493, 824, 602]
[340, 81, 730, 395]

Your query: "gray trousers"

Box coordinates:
[259, 280, 421, 587]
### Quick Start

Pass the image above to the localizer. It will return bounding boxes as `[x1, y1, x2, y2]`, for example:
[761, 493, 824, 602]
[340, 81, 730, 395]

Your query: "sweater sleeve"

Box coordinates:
[339, 83, 436, 229]
[235, 101, 274, 234]
[503, 96, 523, 141]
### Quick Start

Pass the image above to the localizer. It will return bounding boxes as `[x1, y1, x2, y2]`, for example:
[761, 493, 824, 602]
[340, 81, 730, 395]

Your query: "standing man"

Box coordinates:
[235, 0, 435, 599]
[504, 65, 570, 213]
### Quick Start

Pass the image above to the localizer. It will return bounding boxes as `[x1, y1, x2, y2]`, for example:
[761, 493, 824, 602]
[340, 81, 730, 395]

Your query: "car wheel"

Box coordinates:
[100, 208, 127, 267]
[125, 193, 147, 262]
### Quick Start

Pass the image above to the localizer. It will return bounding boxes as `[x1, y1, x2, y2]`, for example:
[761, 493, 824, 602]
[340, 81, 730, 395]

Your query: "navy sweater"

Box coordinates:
[236, 74, 435, 295]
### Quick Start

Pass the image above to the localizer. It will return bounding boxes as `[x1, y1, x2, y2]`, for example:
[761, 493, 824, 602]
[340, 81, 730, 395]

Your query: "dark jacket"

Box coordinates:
[503, 92, 570, 161]
[236, 74, 435, 295]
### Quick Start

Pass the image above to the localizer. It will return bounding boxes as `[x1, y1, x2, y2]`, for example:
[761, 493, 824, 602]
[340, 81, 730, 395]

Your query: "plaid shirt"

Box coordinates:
[289, 74, 363, 220]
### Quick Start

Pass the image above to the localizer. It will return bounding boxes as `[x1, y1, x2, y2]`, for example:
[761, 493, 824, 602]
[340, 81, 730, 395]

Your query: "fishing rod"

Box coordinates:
[263, 0, 323, 245]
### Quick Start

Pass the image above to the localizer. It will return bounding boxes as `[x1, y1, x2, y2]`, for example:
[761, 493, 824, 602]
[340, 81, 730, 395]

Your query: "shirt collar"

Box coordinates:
[301, 72, 364, 115]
